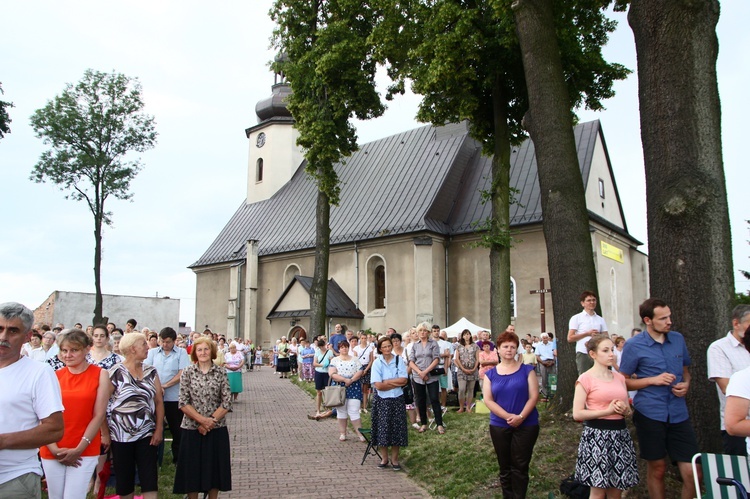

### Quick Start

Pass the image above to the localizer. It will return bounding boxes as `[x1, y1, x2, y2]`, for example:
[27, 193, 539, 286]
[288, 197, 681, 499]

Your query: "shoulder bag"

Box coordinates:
[322, 368, 347, 407]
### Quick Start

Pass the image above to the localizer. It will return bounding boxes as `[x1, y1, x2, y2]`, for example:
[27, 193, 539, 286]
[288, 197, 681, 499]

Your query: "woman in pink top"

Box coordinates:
[477, 341, 499, 386]
[573, 335, 638, 498]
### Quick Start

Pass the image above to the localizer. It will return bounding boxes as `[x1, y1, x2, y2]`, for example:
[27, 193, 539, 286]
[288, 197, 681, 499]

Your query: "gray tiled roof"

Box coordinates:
[190, 120, 611, 268]
[266, 276, 364, 319]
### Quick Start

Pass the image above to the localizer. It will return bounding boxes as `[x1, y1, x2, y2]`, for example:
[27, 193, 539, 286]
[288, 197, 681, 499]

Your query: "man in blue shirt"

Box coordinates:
[329, 323, 347, 355]
[619, 298, 699, 499]
[145, 327, 189, 463]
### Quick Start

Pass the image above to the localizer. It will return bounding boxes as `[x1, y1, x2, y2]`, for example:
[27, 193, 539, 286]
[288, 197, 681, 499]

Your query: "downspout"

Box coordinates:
[445, 237, 451, 326]
[236, 261, 244, 339]
[354, 241, 360, 309]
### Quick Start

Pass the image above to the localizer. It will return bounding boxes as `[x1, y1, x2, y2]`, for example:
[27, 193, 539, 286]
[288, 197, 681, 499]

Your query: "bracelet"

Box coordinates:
[81, 436, 92, 445]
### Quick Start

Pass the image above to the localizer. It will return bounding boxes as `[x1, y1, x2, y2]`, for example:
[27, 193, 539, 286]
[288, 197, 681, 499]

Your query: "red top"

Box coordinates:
[40, 364, 102, 459]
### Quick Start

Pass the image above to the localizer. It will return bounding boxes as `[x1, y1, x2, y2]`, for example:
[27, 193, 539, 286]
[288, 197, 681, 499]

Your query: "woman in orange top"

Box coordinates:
[40, 329, 110, 499]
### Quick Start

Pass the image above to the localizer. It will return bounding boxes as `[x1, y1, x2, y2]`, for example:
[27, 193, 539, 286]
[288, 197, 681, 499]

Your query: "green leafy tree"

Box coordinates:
[374, 0, 627, 344]
[0, 82, 13, 140]
[511, 0, 629, 410]
[30, 69, 157, 325]
[621, 0, 732, 454]
[270, 0, 385, 339]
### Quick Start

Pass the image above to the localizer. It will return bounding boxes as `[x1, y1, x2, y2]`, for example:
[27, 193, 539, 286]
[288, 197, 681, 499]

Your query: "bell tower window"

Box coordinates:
[256, 158, 264, 182]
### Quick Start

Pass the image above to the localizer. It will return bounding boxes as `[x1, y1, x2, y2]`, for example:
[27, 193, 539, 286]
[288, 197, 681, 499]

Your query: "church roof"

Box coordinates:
[190, 120, 625, 268]
[266, 276, 364, 320]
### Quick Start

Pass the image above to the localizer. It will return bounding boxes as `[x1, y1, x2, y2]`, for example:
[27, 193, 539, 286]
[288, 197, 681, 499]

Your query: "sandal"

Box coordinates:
[339, 434, 347, 441]
[437, 425, 446, 434]
[411, 423, 420, 430]
[418, 426, 427, 433]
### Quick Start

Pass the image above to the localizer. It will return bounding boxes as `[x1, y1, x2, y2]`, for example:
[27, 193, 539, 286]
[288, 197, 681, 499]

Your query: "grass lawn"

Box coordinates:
[291, 375, 684, 498]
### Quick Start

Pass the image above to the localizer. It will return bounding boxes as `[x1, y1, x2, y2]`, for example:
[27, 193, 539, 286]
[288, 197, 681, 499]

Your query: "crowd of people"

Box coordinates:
[3, 296, 750, 498]
[0, 304, 234, 499]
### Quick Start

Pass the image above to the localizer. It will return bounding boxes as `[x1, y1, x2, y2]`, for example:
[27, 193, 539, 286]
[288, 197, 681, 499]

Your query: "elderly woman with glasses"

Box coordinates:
[371, 336, 409, 470]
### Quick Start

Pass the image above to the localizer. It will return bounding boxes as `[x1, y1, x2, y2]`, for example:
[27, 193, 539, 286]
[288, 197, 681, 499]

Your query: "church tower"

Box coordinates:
[245, 54, 304, 204]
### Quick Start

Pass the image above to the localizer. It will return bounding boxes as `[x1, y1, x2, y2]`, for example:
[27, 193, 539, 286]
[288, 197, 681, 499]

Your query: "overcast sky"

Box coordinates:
[2, 1, 748, 329]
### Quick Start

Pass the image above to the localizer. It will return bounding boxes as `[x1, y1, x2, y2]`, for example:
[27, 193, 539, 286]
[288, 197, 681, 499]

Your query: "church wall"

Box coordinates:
[247, 235, 453, 344]
[590, 228, 646, 337]
[449, 227, 556, 337]
[254, 252, 314, 349]
[585, 135, 625, 229]
[629, 249, 649, 331]
[355, 238, 418, 333]
[196, 228, 647, 348]
[194, 265, 233, 336]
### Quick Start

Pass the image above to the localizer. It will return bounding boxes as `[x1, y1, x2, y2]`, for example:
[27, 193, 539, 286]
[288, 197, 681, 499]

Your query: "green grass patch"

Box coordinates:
[288, 378, 684, 498]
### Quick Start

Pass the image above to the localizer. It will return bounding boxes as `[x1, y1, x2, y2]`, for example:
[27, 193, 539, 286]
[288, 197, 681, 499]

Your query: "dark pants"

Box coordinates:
[110, 437, 158, 496]
[489, 424, 540, 499]
[164, 401, 183, 462]
[722, 430, 748, 456]
[414, 380, 443, 427]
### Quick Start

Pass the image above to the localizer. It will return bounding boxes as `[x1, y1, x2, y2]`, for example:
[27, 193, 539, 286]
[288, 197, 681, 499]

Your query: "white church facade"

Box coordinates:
[190, 73, 649, 348]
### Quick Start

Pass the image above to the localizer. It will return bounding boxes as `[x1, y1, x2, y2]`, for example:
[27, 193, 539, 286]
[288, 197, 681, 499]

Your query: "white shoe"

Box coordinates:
[339, 434, 347, 441]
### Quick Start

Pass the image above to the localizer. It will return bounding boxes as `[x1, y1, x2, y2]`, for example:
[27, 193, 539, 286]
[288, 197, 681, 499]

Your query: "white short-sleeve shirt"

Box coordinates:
[708, 333, 750, 430]
[569, 310, 608, 354]
[0, 357, 64, 484]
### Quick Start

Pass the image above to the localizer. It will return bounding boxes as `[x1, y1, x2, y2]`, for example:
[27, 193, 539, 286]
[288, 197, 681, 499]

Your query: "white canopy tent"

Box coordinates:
[442, 317, 491, 338]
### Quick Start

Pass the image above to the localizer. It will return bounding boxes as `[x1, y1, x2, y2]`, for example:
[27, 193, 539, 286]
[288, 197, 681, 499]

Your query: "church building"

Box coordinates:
[190, 70, 649, 347]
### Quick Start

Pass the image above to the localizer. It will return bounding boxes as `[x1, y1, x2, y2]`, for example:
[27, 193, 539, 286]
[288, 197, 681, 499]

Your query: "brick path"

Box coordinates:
[222, 367, 431, 498]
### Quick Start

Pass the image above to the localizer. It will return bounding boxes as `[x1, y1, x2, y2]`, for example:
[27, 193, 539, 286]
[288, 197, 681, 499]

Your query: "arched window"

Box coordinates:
[256, 158, 264, 182]
[510, 277, 517, 319]
[283, 264, 300, 288]
[375, 265, 386, 309]
[367, 255, 386, 312]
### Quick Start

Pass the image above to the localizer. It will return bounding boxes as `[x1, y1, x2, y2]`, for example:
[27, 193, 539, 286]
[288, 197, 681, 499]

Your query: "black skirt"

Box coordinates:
[173, 427, 232, 493]
[277, 357, 291, 373]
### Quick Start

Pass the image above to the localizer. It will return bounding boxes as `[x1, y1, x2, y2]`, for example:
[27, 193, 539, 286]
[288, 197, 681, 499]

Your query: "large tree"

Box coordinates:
[625, 0, 732, 452]
[512, 0, 628, 410]
[375, 0, 626, 341]
[376, 0, 527, 334]
[0, 82, 13, 140]
[270, 0, 385, 339]
[30, 69, 157, 325]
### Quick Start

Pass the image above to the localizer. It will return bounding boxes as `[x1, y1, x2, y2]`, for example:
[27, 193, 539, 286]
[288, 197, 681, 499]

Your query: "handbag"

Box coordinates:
[430, 367, 446, 376]
[393, 355, 413, 404]
[322, 374, 347, 407]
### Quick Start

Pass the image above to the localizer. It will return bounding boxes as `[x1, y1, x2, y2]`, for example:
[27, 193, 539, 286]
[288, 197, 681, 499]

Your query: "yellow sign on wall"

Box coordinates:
[601, 241, 624, 263]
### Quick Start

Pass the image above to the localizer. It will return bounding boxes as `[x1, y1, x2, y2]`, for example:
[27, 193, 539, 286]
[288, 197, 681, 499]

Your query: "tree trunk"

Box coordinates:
[489, 76, 512, 339]
[512, 0, 601, 412]
[93, 203, 104, 326]
[629, 0, 730, 452]
[309, 188, 331, 340]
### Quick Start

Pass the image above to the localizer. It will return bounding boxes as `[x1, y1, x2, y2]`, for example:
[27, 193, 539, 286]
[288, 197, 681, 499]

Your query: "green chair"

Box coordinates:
[692, 452, 750, 499]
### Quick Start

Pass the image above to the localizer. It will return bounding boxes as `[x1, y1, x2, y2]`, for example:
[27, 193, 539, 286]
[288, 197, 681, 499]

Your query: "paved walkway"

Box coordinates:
[222, 367, 430, 498]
